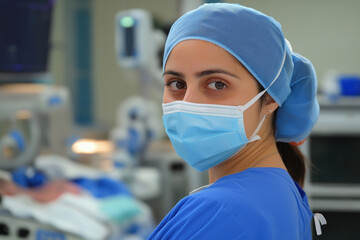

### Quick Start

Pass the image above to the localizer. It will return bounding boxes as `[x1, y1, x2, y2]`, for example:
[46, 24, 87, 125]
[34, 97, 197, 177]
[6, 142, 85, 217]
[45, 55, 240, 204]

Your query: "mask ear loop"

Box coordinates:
[243, 45, 288, 141]
[248, 115, 266, 142]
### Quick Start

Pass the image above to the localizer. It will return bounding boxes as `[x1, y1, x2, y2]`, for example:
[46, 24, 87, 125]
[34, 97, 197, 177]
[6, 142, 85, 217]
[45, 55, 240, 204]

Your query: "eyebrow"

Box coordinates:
[196, 69, 239, 79]
[162, 69, 239, 79]
[162, 70, 184, 78]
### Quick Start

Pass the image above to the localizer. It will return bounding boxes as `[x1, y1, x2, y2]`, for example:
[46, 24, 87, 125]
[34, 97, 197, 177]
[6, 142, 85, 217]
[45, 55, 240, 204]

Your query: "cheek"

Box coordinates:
[243, 102, 262, 138]
[163, 88, 183, 103]
[163, 90, 171, 103]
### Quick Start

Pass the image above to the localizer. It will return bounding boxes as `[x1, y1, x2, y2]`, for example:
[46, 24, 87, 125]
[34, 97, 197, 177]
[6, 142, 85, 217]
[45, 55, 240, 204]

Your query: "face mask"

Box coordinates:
[162, 89, 268, 172]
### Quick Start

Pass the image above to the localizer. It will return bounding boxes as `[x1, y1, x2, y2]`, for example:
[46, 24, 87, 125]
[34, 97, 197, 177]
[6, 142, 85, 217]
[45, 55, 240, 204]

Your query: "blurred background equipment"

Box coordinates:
[115, 8, 165, 102]
[0, 0, 53, 73]
[0, 0, 72, 170]
[0, 1, 158, 239]
[301, 88, 360, 239]
[0, 83, 72, 170]
[116, 9, 163, 71]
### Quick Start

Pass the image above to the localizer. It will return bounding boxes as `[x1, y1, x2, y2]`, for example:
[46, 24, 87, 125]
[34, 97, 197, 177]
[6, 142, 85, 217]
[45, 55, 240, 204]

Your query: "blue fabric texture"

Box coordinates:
[71, 177, 132, 198]
[163, 3, 319, 142]
[12, 167, 48, 188]
[99, 196, 141, 224]
[148, 168, 313, 240]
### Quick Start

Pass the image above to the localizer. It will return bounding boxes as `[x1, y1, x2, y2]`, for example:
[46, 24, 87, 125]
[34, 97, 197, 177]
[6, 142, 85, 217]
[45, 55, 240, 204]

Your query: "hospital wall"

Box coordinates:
[49, 0, 360, 127]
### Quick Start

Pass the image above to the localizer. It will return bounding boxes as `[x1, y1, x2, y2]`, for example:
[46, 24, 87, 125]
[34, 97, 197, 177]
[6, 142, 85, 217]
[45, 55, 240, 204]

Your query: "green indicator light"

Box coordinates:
[121, 16, 135, 28]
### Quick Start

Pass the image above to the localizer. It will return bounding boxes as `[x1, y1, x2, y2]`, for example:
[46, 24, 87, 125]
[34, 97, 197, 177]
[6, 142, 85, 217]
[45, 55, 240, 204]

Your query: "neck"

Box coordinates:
[208, 128, 287, 184]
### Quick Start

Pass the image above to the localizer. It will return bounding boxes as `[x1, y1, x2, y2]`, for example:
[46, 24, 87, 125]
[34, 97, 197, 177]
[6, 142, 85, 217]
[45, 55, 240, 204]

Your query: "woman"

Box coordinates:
[149, 3, 324, 239]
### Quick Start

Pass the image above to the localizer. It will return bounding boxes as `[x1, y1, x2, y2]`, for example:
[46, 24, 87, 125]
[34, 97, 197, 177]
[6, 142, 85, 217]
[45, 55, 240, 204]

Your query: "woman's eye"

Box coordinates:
[208, 81, 227, 90]
[167, 80, 186, 90]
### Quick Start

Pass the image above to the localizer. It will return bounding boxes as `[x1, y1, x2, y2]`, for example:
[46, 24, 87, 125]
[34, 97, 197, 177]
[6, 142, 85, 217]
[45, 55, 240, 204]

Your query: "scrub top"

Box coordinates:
[148, 167, 313, 240]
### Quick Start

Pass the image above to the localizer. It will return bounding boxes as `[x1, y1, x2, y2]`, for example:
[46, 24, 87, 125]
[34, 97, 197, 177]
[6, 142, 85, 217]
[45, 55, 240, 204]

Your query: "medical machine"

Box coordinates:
[115, 8, 165, 99]
[0, 82, 73, 170]
[116, 10, 151, 69]
[0, 0, 73, 170]
[0, 0, 54, 74]
[114, 9, 165, 171]
[115, 9, 164, 70]
[114, 9, 166, 162]
[109, 97, 162, 197]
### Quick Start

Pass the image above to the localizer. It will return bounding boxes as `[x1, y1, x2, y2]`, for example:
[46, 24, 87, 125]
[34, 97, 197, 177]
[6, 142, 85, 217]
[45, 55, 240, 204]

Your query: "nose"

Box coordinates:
[182, 85, 202, 103]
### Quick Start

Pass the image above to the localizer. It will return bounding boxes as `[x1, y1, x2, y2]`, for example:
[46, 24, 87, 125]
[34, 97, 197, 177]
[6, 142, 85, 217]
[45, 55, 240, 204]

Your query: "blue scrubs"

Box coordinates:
[148, 167, 313, 239]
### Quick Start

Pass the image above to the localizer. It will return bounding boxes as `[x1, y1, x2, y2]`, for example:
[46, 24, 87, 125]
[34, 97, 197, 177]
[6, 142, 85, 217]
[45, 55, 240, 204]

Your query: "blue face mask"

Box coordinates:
[162, 89, 268, 172]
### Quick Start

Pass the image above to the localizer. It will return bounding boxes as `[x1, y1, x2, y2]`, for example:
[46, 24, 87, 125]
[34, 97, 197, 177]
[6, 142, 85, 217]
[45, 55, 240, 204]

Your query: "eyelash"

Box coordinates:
[208, 80, 227, 90]
[164, 79, 228, 90]
[165, 80, 186, 89]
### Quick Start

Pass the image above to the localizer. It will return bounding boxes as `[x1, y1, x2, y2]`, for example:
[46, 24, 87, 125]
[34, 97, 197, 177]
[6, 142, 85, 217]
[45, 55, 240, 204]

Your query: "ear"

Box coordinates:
[262, 93, 279, 115]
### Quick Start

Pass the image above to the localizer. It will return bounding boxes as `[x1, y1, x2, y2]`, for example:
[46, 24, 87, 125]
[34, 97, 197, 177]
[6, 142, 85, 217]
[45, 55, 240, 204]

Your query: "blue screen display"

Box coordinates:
[0, 0, 55, 73]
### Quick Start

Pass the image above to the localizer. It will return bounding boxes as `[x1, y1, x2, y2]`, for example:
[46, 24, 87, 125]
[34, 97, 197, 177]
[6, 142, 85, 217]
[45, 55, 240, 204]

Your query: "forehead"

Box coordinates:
[169, 40, 234, 58]
[166, 40, 256, 79]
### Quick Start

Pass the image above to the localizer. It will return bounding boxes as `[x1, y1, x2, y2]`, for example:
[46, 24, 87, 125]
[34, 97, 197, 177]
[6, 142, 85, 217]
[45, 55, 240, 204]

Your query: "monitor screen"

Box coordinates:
[0, 0, 55, 73]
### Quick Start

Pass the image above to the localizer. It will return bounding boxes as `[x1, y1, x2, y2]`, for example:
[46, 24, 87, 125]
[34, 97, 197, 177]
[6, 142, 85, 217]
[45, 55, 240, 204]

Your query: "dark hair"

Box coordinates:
[272, 111, 306, 187]
[258, 84, 306, 187]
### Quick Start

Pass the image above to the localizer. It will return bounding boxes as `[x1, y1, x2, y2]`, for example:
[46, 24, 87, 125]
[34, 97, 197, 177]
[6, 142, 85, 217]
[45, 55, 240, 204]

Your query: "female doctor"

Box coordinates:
[149, 3, 324, 240]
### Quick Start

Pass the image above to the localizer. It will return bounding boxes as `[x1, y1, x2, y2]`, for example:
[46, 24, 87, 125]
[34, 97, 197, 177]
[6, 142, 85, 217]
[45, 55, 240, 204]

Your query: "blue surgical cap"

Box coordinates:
[163, 3, 319, 143]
